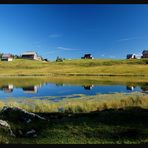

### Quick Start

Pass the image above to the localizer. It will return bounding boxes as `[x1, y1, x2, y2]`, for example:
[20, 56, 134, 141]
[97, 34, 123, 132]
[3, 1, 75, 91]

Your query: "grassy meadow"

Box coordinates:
[0, 58, 148, 76]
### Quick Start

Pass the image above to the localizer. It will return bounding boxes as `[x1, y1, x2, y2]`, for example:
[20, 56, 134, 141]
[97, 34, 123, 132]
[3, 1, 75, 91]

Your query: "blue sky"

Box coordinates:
[0, 4, 148, 60]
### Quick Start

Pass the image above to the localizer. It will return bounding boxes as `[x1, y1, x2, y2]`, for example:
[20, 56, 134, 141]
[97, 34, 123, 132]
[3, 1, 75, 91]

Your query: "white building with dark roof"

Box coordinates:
[126, 54, 136, 59]
[1, 54, 13, 61]
[21, 51, 42, 60]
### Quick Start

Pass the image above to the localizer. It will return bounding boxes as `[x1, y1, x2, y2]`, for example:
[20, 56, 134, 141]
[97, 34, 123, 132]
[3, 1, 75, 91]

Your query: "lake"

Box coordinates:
[0, 76, 147, 99]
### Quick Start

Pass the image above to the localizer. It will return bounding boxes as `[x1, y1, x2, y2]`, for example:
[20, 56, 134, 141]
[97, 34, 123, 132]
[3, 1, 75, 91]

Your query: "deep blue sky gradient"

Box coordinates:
[0, 4, 148, 60]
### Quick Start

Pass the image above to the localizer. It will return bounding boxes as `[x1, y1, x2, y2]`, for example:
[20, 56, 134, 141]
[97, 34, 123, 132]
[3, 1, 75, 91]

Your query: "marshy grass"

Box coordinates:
[0, 92, 147, 113]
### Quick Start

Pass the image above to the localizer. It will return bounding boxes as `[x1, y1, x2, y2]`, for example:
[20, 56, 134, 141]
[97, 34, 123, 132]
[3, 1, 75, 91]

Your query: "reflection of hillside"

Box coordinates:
[0, 84, 13, 93]
[22, 86, 38, 94]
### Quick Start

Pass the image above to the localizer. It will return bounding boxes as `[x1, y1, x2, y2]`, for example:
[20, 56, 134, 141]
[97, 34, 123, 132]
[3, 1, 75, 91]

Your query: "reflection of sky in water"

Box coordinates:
[0, 82, 144, 99]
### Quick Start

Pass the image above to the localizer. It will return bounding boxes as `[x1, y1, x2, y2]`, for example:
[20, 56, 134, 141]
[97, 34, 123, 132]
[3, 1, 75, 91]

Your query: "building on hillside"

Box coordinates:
[135, 55, 141, 59]
[21, 51, 42, 60]
[126, 54, 136, 59]
[81, 54, 94, 59]
[1, 54, 13, 61]
[141, 50, 148, 58]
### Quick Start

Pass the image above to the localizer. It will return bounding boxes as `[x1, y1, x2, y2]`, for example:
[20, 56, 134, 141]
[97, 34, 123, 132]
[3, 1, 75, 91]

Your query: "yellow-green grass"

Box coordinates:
[0, 59, 148, 76]
[0, 92, 148, 113]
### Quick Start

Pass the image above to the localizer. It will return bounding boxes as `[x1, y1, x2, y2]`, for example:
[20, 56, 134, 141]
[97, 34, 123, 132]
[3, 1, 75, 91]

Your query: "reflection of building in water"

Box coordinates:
[38, 83, 43, 88]
[140, 83, 148, 92]
[1, 84, 14, 93]
[22, 86, 38, 93]
[83, 85, 94, 90]
[56, 83, 64, 87]
[126, 86, 135, 91]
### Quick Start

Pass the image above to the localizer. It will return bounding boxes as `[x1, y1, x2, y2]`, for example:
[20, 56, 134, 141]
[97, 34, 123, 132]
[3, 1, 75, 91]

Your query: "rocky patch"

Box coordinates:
[0, 120, 15, 137]
[1, 106, 46, 123]
[0, 106, 47, 138]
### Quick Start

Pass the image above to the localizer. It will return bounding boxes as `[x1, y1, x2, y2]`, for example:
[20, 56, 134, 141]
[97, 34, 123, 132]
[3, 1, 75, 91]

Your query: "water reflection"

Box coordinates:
[83, 85, 94, 90]
[22, 86, 38, 94]
[141, 83, 148, 92]
[56, 83, 65, 87]
[0, 84, 41, 94]
[126, 86, 136, 91]
[0, 79, 147, 98]
[0, 84, 14, 93]
[0, 83, 147, 93]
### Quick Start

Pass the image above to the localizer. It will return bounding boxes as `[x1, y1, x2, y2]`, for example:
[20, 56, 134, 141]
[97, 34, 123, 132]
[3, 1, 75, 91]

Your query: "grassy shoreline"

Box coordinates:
[0, 92, 148, 113]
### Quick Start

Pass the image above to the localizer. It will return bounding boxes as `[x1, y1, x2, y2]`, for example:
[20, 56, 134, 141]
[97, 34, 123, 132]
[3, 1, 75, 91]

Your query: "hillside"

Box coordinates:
[0, 59, 148, 76]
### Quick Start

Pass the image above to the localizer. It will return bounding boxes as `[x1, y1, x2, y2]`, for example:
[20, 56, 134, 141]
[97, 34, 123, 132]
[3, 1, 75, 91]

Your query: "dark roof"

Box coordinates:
[2, 54, 13, 58]
[84, 54, 92, 56]
[127, 54, 133, 56]
[142, 50, 148, 54]
[127, 54, 135, 56]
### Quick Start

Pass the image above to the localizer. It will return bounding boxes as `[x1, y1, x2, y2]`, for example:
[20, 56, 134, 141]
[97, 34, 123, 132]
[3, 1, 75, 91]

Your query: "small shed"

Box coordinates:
[81, 54, 94, 59]
[1, 54, 13, 61]
[141, 50, 148, 58]
[126, 54, 136, 59]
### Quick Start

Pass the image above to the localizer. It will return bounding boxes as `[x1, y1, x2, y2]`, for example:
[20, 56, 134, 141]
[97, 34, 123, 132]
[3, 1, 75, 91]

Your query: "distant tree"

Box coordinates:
[44, 59, 48, 62]
[40, 56, 44, 61]
[13, 55, 18, 59]
[56, 56, 63, 62]
[0, 53, 3, 59]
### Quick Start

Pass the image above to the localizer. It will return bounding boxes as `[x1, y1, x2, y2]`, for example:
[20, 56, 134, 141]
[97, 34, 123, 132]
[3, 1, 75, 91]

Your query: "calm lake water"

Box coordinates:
[0, 77, 147, 99]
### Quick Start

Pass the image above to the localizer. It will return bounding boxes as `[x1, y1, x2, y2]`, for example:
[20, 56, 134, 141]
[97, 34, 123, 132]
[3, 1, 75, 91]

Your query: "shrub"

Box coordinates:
[56, 56, 63, 62]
